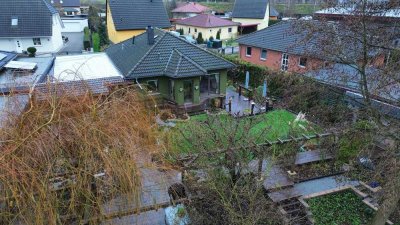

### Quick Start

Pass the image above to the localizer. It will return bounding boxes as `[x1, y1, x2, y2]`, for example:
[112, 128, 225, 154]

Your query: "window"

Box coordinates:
[33, 38, 42, 46]
[281, 53, 289, 71]
[228, 28, 232, 33]
[260, 49, 267, 60]
[146, 80, 158, 92]
[299, 57, 307, 67]
[195, 28, 197, 33]
[246, 47, 252, 57]
[188, 28, 191, 33]
[11, 17, 18, 26]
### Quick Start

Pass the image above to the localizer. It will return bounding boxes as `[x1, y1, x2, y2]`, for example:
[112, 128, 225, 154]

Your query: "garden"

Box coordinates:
[306, 190, 376, 225]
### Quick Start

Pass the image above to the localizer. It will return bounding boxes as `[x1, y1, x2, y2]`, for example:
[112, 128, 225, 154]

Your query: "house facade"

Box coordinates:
[0, 0, 64, 54]
[106, 0, 171, 44]
[175, 14, 239, 41]
[237, 22, 324, 73]
[106, 27, 235, 106]
[171, 2, 210, 19]
[232, 0, 270, 34]
[51, 0, 82, 16]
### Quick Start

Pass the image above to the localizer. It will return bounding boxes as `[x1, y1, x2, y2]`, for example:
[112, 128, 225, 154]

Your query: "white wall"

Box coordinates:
[0, 14, 64, 53]
[62, 19, 88, 33]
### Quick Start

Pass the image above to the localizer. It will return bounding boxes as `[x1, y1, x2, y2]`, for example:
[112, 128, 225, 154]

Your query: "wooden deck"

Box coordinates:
[295, 150, 333, 165]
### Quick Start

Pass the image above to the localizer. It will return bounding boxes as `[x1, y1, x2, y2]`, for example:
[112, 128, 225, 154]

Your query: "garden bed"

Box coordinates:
[301, 188, 391, 225]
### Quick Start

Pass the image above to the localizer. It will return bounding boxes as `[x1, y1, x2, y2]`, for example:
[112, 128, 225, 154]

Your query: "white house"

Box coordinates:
[0, 0, 65, 54]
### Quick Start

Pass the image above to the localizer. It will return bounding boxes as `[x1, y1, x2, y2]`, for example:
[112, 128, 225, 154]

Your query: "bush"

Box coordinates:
[216, 30, 221, 40]
[196, 32, 204, 44]
[178, 28, 184, 35]
[83, 27, 91, 50]
[92, 33, 100, 52]
[27, 47, 37, 57]
[209, 36, 214, 41]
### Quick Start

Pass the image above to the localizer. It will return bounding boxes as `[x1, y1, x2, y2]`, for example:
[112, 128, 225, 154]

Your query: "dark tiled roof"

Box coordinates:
[52, 0, 80, 7]
[232, 0, 269, 19]
[175, 14, 239, 28]
[108, 0, 171, 31]
[270, 6, 279, 17]
[106, 29, 235, 79]
[34, 76, 125, 100]
[237, 21, 307, 55]
[0, 0, 58, 38]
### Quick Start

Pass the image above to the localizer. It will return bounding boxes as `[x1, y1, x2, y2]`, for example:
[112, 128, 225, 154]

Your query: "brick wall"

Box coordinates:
[239, 44, 324, 73]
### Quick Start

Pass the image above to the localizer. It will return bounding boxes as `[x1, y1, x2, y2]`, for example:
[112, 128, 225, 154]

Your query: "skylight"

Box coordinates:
[11, 17, 18, 26]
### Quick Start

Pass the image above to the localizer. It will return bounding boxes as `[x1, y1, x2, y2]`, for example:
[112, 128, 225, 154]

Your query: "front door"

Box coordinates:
[183, 80, 193, 103]
[15, 40, 23, 53]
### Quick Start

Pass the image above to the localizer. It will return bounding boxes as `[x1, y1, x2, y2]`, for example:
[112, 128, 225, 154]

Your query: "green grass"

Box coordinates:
[274, 4, 320, 15]
[169, 110, 320, 154]
[306, 190, 375, 225]
[92, 33, 100, 52]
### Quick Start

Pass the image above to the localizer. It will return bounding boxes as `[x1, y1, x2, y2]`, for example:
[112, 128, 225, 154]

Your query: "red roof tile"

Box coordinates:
[175, 14, 239, 28]
[171, 2, 209, 13]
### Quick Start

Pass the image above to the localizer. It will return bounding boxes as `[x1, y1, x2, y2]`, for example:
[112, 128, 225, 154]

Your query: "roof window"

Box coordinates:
[11, 17, 18, 27]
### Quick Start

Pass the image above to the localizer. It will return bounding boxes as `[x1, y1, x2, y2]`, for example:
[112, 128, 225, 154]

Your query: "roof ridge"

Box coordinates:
[127, 30, 168, 77]
[173, 49, 207, 74]
[174, 54, 183, 77]
[163, 49, 176, 74]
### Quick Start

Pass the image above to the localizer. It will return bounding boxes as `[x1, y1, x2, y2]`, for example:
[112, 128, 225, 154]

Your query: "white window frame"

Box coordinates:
[281, 53, 289, 71]
[260, 49, 267, 60]
[33, 38, 42, 46]
[299, 57, 307, 68]
[246, 47, 252, 57]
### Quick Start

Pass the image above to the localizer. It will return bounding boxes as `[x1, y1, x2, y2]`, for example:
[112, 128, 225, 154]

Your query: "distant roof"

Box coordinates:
[108, 0, 171, 31]
[175, 14, 239, 28]
[106, 29, 235, 79]
[232, 0, 269, 19]
[237, 22, 306, 54]
[315, 7, 400, 18]
[52, 0, 81, 7]
[0, 0, 58, 38]
[52, 53, 123, 82]
[270, 6, 279, 17]
[171, 2, 209, 13]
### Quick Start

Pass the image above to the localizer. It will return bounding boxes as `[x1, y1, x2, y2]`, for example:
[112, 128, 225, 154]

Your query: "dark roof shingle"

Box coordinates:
[106, 29, 235, 79]
[175, 14, 239, 28]
[108, 0, 171, 31]
[0, 0, 57, 38]
[232, 0, 269, 19]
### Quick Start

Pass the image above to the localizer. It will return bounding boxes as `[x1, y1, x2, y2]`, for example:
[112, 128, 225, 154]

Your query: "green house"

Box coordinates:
[106, 27, 235, 106]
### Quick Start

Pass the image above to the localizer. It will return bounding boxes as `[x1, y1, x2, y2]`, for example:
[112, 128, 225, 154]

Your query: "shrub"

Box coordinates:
[83, 27, 91, 50]
[209, 36, 214, 41]
[27, 47, 37, 57]
[92, 33, 100, 52]
[196, 32, 204, 44]
[178, 28, 184, 35]
[216, 29, 221, 40]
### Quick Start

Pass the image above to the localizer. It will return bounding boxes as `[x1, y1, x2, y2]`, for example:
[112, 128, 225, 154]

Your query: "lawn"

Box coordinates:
[169, 110, 320, 154]
[306, 190, 375, 225]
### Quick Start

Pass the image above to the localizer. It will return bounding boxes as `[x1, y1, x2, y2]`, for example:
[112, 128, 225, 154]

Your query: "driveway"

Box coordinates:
[60, 32, 84, 54]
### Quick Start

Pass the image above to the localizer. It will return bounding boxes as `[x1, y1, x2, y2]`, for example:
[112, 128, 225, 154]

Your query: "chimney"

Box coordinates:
[147, 26, 155, 45]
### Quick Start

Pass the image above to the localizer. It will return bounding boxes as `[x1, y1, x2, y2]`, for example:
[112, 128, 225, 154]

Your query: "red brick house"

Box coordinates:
[237, 22, 325, 73]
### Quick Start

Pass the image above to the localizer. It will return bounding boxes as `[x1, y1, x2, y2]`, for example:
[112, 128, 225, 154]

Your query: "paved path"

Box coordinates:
[60, 32, 84, 54]
[225, 87, 263, 117]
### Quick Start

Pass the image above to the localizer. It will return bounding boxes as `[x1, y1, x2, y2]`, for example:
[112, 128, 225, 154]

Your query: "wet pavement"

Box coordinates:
[225, 87, 263, 117]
